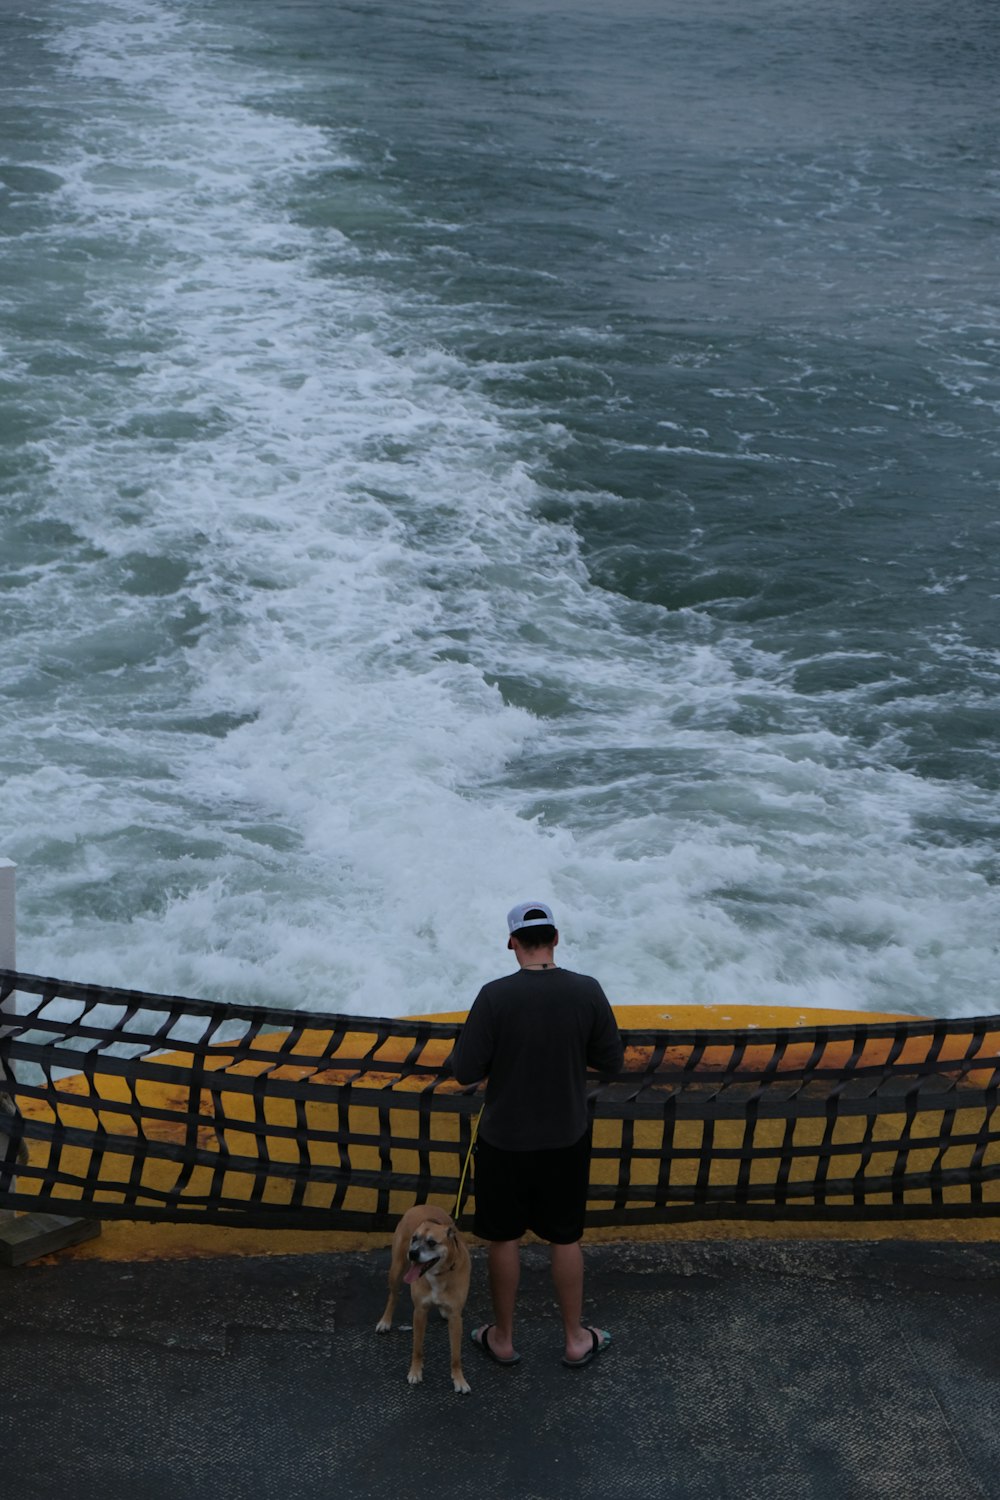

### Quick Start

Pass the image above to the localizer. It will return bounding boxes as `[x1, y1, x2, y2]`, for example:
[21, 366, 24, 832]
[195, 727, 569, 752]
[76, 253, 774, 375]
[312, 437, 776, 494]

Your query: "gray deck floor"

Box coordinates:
[1, 1238, 998, 1500]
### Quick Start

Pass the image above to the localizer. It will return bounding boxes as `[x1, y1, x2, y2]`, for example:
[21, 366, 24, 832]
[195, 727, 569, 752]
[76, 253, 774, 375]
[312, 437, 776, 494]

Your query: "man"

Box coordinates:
[451, 900, 624, 1369]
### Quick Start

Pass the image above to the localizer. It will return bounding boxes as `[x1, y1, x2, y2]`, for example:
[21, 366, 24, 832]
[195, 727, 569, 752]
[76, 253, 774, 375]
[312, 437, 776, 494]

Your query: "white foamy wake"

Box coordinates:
[2, 0, 998, 1019]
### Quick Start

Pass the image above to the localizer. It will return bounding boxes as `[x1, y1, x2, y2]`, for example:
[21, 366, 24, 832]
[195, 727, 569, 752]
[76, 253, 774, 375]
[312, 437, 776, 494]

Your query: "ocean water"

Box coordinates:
[2, 0, 999, 1018]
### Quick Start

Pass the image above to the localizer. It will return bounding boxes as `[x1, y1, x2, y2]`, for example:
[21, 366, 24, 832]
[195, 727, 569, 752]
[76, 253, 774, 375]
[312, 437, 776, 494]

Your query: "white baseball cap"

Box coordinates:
[506, 900, 555, 933]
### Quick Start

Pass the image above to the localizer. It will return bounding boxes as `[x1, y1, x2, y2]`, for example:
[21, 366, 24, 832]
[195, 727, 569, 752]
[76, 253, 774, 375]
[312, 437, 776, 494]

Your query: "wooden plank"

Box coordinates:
[0, 1213, 102, 1267]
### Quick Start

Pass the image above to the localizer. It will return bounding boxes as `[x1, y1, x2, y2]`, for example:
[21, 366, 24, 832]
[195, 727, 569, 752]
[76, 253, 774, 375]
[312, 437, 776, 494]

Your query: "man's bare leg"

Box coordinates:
[550, 1240, 608, 1362]
[485, 1238, 521, 1359]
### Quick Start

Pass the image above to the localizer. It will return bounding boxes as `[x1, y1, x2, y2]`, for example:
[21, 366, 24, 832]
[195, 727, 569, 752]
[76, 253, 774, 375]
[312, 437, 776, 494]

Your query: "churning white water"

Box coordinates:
[2, 0, 999, 1018]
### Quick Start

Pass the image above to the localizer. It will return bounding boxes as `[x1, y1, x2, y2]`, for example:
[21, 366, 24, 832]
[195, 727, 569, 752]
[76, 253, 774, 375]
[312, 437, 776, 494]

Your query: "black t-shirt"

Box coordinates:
[450, 967, 624, 1150]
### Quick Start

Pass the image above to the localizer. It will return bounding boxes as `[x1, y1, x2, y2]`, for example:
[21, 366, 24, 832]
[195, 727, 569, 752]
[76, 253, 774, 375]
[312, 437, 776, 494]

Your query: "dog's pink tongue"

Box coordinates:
[404, 1265, 422, 1284]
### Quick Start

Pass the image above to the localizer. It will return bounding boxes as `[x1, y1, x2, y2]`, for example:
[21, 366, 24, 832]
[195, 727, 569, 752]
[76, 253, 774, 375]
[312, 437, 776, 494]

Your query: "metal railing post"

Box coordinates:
[0, 860, 16, 1229]
[0, 859, 13, 972]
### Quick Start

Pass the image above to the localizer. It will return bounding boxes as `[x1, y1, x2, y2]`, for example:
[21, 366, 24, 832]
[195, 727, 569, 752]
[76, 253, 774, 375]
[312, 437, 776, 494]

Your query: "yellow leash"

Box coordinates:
[452, 1105, 483, 1220]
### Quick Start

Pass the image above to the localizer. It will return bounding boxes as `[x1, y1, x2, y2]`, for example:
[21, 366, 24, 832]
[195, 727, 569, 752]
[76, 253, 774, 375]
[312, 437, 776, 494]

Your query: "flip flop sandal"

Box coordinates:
[562, 1326, 612, 1368]
[470, 1325, 521, 1365]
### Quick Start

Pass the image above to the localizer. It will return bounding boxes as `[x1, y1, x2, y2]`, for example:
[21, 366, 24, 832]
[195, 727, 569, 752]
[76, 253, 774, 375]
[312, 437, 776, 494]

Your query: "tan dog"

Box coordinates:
[375, 1203, 471, 1394]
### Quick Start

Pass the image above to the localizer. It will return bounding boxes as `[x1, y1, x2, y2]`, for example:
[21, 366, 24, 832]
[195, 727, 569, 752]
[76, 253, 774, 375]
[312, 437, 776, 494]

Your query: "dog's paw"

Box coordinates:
[407, 1367, 423, 1386]
[375, 1318, 391, 1334]
[452, 1374, 471, 1395]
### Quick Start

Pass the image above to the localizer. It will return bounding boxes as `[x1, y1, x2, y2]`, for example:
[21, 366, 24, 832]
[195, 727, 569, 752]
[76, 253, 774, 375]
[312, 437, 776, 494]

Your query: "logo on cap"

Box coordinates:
[506, 901, 555, 933]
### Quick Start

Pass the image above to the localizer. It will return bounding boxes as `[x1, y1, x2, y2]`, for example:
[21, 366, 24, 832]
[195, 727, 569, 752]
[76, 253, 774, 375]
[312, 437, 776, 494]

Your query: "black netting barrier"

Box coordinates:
[2, 968, 999, 1230]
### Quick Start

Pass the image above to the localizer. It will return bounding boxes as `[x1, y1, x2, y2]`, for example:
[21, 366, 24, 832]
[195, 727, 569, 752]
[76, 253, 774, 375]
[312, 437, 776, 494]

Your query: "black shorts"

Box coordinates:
[472, 1129, 591, 1245]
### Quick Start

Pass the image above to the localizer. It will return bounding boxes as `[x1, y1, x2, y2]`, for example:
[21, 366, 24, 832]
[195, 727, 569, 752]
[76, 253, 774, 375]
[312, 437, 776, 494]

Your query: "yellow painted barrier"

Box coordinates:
[9, 1003, 1000, 1261]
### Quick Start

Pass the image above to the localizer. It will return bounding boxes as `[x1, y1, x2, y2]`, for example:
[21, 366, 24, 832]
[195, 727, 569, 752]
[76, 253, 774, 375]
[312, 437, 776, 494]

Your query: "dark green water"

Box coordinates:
[1, 0, 998, 1015]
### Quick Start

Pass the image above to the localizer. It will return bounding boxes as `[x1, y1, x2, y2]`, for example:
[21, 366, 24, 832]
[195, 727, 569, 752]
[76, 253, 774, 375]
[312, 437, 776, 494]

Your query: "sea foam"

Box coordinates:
[1, 0, 998, 1020]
